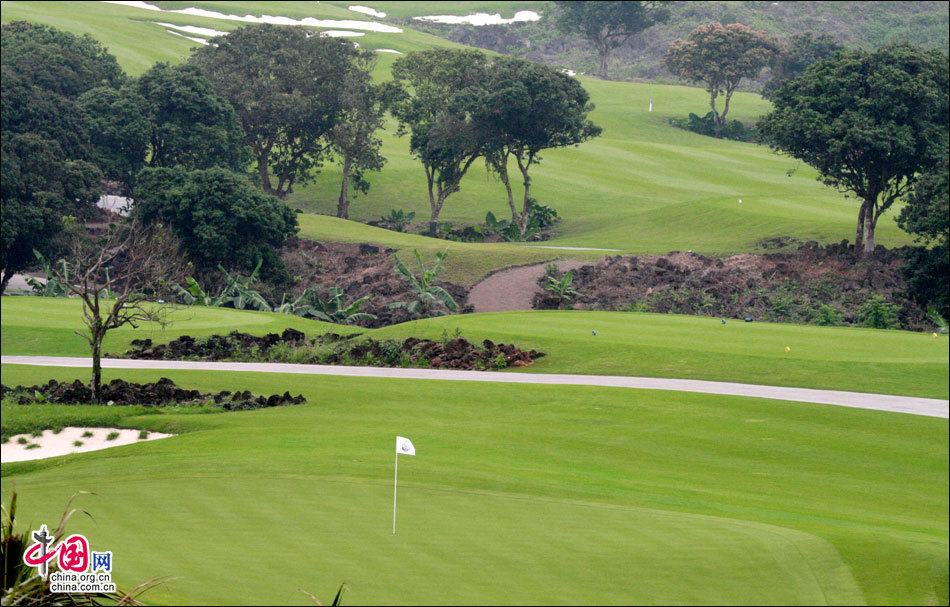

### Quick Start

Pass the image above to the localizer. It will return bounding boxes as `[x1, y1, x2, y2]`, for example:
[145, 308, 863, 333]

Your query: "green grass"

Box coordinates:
[3, 297, 947, 398]
[1, 364, 946, 605]
[324, 1, 547, 19]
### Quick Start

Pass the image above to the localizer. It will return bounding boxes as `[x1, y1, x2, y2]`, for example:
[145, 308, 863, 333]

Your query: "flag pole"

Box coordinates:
[392, 453, 399, 535]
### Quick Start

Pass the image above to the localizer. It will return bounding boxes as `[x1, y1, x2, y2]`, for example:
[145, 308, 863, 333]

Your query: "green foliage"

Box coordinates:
[666, 22, 778, 133]
[390, 250, 458, 317]
[25, 250, 70, 297]
[550, 1, 670, 77]
[671, 111, 756, 142]
[275, 287, 376, 326]
[762, 33, 843, 99]
[190, 24, 361, 198]
[815, 304, 845, 327]
[378, 209, 416, 233]
[178, 261, 272, 312]
[760, 44, 948, 253]
[544, 267, 578, 309]
[857, 295, 900, 330]
[134, 166, 298, 282]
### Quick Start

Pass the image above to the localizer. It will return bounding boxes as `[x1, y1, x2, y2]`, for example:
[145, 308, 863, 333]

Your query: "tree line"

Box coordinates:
[2, 21, 602, 293]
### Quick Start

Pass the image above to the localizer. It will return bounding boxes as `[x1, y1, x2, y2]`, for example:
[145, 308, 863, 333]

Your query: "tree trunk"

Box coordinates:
[708, 89, 722, 137]
[425, 168, 439, 236]
[495, 159, 518, 224]
[721, 89, 735, 125]
[257, 158, 275, 196]
[0, 268, 12, 295]
[337, 156, 352, 219]
[90, 335, 102, 403]
[854, 200, 867, 255]
[863, 206, 877, 255]
[598, 46, 609, 79]
[517, 159, 533, 237]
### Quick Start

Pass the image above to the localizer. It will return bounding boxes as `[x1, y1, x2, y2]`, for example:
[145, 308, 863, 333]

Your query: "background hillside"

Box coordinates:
[411, 1, 950, 83]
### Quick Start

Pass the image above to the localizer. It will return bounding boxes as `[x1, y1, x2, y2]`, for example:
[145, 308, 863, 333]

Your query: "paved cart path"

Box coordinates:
[3, 356, 947, 418]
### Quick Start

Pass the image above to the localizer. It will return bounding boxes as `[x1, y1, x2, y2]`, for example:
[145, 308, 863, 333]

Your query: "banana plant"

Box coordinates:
[390, 250, 457, 317]
[25, 250, 70, 297]
[276, 287, 376, 325]
[545, 269, 577, 309]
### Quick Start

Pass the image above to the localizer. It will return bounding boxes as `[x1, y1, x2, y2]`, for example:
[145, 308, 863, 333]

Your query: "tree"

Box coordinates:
[191, 24, 359, 198]
[330, 54, 389, 219]
[898, 148, 949, 320]
[136, 63, 248, 173]
[550, 1, 669, 79]
[133, 167, 298, 283]
[762, 33, 843, 99]
[666, 23, 778, 134]
[1, 133, 102, 293]
[48, 221, 185, 402]
[476, 57, 601, 235]
[78, 85, 150, 187]
[391, 49, 489, 235]
[759, 45, 948, 256]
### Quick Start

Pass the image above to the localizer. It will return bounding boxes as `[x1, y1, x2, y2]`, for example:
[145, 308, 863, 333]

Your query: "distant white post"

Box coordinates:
[649, 95, 653, 112]
[392, 436, 415, 535]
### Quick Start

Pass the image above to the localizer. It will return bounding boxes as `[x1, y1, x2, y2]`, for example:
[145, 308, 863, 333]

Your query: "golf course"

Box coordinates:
[1, 1, 948, 606]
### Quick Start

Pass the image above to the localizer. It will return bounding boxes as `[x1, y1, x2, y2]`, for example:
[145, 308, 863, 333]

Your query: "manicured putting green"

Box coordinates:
[3, 298, 946, 398]
[2, 365, 946, 605]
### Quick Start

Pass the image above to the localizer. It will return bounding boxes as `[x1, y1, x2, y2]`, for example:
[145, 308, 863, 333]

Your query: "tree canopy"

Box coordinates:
[391, 49, 491, 234]
[759, 44, 948, 255]
[666, 22, 778, 131]
[190, 24, 359, 198]
[475, 56, 601, 234]
[133, 167, 298, 283]
[550, 1, 669, 78]
[762, 33, 843, 99]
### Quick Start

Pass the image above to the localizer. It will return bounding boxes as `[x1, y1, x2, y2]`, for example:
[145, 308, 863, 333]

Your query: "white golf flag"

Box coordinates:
[395, 436, 415, 456]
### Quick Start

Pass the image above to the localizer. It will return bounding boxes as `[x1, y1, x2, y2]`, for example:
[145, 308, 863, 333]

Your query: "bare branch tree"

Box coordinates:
[49, 220, 186, 402]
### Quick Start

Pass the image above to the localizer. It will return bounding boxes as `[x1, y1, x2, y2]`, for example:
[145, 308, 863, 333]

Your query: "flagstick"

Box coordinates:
[392, 453, 399, 535]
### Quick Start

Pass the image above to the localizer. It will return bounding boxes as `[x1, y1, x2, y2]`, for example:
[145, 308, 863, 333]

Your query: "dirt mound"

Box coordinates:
[121, 331, 545, 371]
[1, 378, 306, 410]
[281, 240, 470, 326]
[534, 241, 931, 330]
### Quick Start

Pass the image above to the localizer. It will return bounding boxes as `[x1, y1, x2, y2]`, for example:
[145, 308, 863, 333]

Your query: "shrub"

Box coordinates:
[857, 295, 900, 329]
[378, 209, 415, 232]
[815, 304, 844, 326]
[670, 111, 757, 142]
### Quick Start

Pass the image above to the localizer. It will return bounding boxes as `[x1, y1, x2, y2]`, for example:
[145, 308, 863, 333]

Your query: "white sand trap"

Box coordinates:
[414, 11, 541, 26]
[2, 427, 172, 463]
[102, 1, 403, 32]
[376, 48, 402, 54]
[166, 29, 210, 45]
[156, 22, 227, 37]
[97, 194, 133, 216]
[349, 5, 386, 18]
[321, 30, 365, 38]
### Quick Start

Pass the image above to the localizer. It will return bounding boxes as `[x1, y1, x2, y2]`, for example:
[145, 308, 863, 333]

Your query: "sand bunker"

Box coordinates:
[2, 427, 172, 463]
[413, 11, 541, 26]
[349, 5, 386, 18]
[103, 1, 402, 33]
[165, 29, 210, 45]
[156, 22, 227, 37]
[376, 48, 402, 54]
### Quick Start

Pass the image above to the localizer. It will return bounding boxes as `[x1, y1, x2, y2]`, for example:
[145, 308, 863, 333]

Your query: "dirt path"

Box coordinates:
[4, 356, 946, 418]
[467, 260, 589, 312]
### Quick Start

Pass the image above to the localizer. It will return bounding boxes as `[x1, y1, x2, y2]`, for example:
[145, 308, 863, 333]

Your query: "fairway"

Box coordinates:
[2, 364, 946, 605]
[3, 298, 947, 398]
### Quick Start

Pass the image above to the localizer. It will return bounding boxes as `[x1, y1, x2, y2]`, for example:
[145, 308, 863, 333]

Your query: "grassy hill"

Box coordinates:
[1, 0, 917, 267]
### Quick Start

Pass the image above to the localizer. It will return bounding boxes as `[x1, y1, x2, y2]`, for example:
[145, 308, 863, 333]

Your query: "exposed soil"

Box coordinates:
[280, 239, 470, 327]
[0, 378, 306, 410]
[120, 330, 545, 370]
[468, 260, 589, 312]
[533, 241, 932, 330]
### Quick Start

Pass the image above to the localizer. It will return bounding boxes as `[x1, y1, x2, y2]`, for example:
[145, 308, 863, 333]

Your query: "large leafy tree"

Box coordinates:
[191, 24, 358, 198]
[898, 147, 949, 320]
[476, 57, 601, 236]
[759, 44, 948, 256]
[666, 23, 778, 133]
[330, 53, 390, 219]
[550, 1, 669, 79]
[391, 49, 490, 235]
[1, 133, 102, 293]
[78, 85, 151, 187]
[133, 167, 298, 283]
[762, 33, 843, 99]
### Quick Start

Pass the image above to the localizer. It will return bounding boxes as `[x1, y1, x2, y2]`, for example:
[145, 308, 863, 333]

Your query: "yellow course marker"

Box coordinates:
[784, 346, 791, 353]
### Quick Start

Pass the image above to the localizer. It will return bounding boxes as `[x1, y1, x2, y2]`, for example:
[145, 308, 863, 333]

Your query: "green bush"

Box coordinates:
[857, 296, 900, 329]
[670, 111, 758, 142]
[815, 304, 844, 326]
